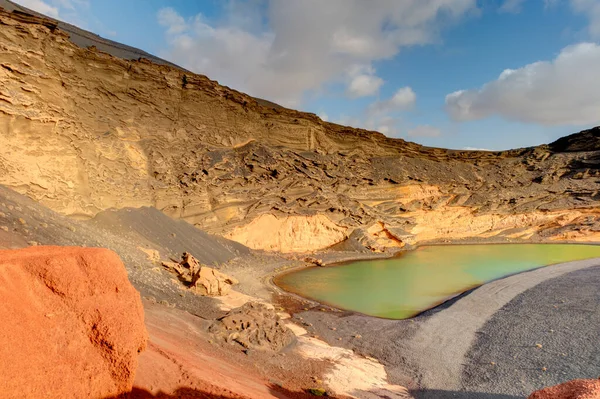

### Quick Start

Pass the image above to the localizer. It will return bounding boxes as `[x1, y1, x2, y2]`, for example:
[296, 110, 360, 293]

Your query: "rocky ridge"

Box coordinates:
[1, 7, 599, 252]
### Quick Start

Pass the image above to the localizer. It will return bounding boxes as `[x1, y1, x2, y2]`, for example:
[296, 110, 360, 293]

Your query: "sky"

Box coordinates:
[13, 0, 600, 150]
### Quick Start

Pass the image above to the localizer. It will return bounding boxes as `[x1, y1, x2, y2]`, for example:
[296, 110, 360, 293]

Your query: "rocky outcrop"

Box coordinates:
[0, 246, 147, 399]
[529, 378, 600, 399]
[162, 252, 238, 296]
[1, 8, 600, 252]
[209, 302, 296, 351]
[225, 214, 348, 252]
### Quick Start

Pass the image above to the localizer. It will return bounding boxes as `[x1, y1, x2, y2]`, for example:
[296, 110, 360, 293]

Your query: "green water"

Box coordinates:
[275, 244, 600, 319]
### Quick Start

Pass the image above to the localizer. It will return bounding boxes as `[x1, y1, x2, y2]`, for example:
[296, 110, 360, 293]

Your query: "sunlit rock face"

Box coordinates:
[1, 9, 600, 252]
[0, 246, 147, 398]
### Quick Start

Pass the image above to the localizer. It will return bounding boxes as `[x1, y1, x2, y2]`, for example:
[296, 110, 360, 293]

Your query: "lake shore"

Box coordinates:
[214, 239, 600, 397]
[272, 255, 600, 398]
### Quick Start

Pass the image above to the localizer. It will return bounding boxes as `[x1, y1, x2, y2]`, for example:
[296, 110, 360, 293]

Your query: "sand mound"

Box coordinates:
[529, 379, 600, 399]
[209, 302, 295, 352]
[0, 246, 147, 399]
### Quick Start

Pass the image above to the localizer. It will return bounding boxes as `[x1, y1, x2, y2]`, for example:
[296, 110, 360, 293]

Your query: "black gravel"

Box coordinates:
[461, 265, 600, 397]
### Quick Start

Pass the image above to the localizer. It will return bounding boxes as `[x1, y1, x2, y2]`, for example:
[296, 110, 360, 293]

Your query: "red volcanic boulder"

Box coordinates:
[0, 246, 147, 399]
[529, 379, 600, 399]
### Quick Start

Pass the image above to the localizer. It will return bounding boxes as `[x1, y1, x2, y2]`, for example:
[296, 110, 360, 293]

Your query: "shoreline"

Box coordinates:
[267, 241, 600, 320]
[279, 255, 600, 397]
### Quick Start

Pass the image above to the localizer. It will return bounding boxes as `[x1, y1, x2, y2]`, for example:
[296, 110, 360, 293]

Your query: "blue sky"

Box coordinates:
[15, 0, 600, 150]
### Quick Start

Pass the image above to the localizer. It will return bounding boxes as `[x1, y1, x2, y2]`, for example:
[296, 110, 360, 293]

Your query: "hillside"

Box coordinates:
[1, 6, 599, 252]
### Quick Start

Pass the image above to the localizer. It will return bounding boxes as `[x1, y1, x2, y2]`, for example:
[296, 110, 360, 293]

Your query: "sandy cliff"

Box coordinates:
[1, 8, 599, 252]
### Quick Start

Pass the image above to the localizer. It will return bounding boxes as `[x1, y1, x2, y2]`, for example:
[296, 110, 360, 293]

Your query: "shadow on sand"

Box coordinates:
[411, 389, 524, 399]
[106, 386, 317, 399]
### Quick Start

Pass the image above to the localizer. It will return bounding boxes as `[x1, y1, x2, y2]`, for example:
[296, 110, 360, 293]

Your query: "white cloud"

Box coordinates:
[157, 1, 477, 107]
[369, 87, 417, 115]
[13, 0, 59, 17]
[544, 0, 560, 9]
[463, 146, 492, 151]
[445, 42, 600, 126]
[570, 0, 600, 38]
[346, 74, 384, 98]
[157, 8, 188, 35]
[499, 0, 525, 13]
[13, 0, 90, 27]
[338, 87, 417, 136]
[407, 125, 442, 137]
[390, 87, 417, 109]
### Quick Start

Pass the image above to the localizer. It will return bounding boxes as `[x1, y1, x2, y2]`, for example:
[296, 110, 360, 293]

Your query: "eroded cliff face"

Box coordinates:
[1, 9, 600, 252]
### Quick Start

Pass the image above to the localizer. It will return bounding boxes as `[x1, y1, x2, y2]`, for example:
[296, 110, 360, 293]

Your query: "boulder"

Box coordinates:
[529, 379, 600, 399]
[162, 252, 238, 296]
[0, 246, 147, 399]
[209, 302, 295, 352]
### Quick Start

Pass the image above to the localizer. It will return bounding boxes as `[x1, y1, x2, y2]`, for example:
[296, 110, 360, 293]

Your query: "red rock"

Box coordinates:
[0, 246, 147, 399]
[529, 379, 600, 399]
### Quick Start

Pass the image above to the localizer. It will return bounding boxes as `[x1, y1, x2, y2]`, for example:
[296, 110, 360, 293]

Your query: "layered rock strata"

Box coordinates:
[1, 8, 599, 252]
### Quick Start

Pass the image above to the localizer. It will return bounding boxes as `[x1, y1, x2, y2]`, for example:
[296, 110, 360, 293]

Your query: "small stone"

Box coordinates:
[535, 343, 543, 348]
[354, 334, 362, 339]
[18, 218, 26, 225]
[337, 338, 342, 341]
[0, 212, 6, 218]
[330, 327, 337, 331]
[542, 367, 547, 372]
[40, 222, 48, 228]
[0, 226, 8, 232]
[307, 388, 327, 396]
[171, 233, 176, 237]
[490, 362, 496, 366]
[27, 241, 38, 247]
[67, 226, 76, 232]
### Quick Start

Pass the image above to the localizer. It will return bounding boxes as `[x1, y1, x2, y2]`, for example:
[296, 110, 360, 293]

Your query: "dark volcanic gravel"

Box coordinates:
[461, 265, 600, 398]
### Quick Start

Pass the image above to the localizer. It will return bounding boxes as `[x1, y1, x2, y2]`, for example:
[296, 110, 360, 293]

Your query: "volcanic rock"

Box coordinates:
[209, 302, 296, 351]
[162, 252, 238, 296]
[528, 378, 600, 399]
[0, 8, 600, 252]
[0, 246, 147, 399]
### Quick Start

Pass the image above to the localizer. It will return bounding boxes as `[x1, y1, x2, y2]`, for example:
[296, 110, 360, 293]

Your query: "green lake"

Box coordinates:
[275, 244, 600, 319]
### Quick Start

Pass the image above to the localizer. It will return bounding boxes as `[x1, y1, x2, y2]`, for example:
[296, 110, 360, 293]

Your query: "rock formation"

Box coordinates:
[162, 252, 238, 296]
[0, 8, 599, 252]
[529, 378, 600, 399]
[209, 302, 296, 351]
[0, 246, 147, 398]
